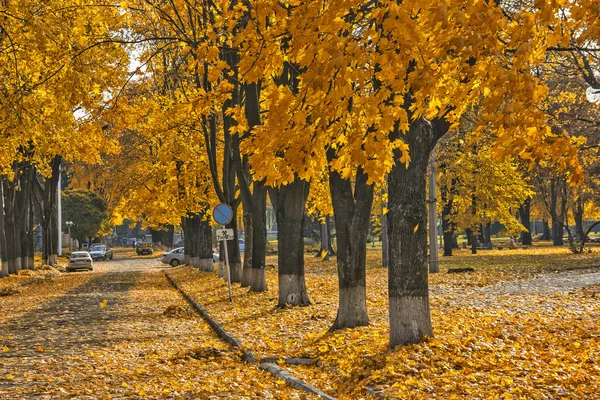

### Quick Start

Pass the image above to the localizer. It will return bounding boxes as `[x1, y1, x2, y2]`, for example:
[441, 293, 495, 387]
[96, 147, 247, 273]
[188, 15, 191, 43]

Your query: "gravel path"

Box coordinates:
[492, 267, 600, 295]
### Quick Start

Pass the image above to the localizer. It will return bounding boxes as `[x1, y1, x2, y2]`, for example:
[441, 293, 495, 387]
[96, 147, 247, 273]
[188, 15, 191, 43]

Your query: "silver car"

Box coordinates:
[89, 245, 113, 261]
[67, 252, 93, 271]
[161, 248, 219, 267]
[161, 247, 185, 266]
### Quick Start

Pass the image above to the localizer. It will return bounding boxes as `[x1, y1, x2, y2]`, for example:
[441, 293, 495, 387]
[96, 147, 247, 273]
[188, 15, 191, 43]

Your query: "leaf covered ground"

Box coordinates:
[168, 244, 600, 399]
[0, 259, 315, 399]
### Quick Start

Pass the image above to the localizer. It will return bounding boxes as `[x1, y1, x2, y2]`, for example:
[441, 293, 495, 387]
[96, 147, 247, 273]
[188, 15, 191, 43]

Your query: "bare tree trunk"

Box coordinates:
[329, 166, 373, 330]
[542, 219, 551, 240]
[388, 119, 437, 347]
[0, 179, 9, 277]
[249, 180, 267, 291]
[519, 197, 532, 246]
[574, 197, 585, 241]
[241, 207, 253, 286]
[382, 212, 389, 267]
[270, 177, 310, 307]
[441, 184, 454, 256]
[550, 178, 563, 246]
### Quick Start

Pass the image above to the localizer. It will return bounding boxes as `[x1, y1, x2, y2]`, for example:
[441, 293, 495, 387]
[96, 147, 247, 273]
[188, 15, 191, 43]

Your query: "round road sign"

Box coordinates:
[213, 203, 233, 225]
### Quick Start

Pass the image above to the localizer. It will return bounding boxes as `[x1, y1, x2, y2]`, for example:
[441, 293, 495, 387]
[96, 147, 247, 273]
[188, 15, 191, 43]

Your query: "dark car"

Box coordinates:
[136, 244, 153, 255]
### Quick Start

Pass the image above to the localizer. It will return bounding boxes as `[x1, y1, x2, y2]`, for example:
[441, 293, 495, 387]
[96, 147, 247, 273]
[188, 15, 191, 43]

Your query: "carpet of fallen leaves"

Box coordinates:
[0, 260, 315, 399]
[168, 244, 600, 399]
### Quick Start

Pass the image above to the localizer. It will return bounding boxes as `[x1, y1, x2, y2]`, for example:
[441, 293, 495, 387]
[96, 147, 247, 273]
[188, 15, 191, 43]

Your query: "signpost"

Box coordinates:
[213, 204, 234, 301]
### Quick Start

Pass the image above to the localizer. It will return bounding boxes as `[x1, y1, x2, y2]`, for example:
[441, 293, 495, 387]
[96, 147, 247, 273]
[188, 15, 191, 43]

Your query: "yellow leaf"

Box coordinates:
[121, 382, 129, 388]
[276, 379, 286, 386]
[5, 374, 14, 380]
[99, 299, 108, 308]
[383, 207, 388, 215]
[414, 224, 419, 233]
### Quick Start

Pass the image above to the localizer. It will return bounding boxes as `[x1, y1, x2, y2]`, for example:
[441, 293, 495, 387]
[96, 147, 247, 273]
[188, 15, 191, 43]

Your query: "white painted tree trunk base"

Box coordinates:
[230, 262, 242, 283]
[278, 274, 309, 306]
[389, 296, 433, 347]
[198, 258, 214, 272]
[332, 285, 369, 329]
[250, 268, 267, 292]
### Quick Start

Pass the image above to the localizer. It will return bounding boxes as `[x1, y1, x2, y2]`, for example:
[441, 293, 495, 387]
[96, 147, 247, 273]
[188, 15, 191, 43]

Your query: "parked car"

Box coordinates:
[161, 247, 185, 266]
[89, 245, 113, 261]
[161, 247, 220, 266]
[136, 243, 154, 256]
[67, 252, 93, 271]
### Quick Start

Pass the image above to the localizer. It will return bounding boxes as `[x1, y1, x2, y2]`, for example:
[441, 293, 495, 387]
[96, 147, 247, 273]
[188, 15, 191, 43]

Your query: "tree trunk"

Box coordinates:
[225, 204, 242, 283]
[542, 219, 551, 240]
[41, 157, 61, 265]
[248, 180, 268, 291]
[441, 187, 453, 257]
[550, 178, 563, 246]
[483, 222, 492, 249]
[270, 177, 310, 307]
[382, 212, 389, 267]
[388, 119, 436, 347]
[182, 217, 191, 265]
[0, 179, 7, 277]
[241, 207, 253, 287]
[465, 228, 473, 246]
[164, 225, 174, 248]
[574, 197, 584, 240]
[518, 197, 532, 245]
[195, 215, 214, 272]
[3, 181, 18, 274]
[329, 166, 373, 330]
[319, 221, 330, 258]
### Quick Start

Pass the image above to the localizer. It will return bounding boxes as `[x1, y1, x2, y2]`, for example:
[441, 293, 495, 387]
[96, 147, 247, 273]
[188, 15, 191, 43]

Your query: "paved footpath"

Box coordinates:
[0, 256, 307, 399]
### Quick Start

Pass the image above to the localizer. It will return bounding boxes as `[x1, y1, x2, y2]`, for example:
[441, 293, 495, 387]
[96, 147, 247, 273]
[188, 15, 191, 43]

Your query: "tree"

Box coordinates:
[62, 191, 108, 247]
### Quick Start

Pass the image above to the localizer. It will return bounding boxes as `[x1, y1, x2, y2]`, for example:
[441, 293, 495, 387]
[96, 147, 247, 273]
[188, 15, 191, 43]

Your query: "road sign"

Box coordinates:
[213, 203, 233, 225]
[216, 228, 234, 241]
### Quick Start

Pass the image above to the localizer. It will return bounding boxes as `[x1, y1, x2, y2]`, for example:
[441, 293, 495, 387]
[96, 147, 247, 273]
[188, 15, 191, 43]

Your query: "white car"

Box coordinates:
[67, 251, 93, 271]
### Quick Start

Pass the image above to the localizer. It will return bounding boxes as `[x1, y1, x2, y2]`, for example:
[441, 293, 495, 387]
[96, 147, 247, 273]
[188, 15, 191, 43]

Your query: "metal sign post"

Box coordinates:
[213, 204, 234, 302]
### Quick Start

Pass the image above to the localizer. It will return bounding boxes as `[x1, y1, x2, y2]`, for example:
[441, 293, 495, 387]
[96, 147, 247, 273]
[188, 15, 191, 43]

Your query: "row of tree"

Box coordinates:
[2, 1, 600, 347]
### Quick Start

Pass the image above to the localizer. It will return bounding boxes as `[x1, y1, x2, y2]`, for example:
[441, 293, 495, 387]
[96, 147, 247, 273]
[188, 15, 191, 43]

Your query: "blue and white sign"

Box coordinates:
[213, 203, 233, 225]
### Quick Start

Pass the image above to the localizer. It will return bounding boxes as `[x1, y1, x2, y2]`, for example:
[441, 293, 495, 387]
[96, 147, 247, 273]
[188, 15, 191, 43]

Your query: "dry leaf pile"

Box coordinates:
[168, 245, 600, 399]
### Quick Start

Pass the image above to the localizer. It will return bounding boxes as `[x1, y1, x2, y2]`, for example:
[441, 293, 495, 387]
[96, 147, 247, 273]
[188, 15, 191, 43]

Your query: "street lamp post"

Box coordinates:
[65, 221, 73, 251]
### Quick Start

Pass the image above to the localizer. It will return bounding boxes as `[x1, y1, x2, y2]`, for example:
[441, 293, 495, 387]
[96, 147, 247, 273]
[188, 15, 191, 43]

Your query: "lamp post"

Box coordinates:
[65, 221, 73, 251]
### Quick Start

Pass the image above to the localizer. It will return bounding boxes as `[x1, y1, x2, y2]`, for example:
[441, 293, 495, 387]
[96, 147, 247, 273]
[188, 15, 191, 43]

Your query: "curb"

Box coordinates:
[163, 270, 257, 362]
[259, 363, 336, 400]
[163, 270, 337, 400]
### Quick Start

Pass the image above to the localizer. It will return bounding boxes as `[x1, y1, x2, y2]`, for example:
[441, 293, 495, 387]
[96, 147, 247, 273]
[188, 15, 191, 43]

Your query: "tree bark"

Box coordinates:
[249, 180, 267, 291]
[542, 219, 551, 240]
[3, 179, 18, 274]
[40, 157, 61, 265]
[329, 165, 374, 330]
[574, 197, 585, 240]
[269, 177, 310, 307]
[382, 212, 389, 267]
[241, 207, 253, 286]
[550, 178, 563, 246]
[441, 185, 454, 256]
[388, 119, 439, 347]
[518, 197, 532, 245]
[0, 179, 7, 277]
